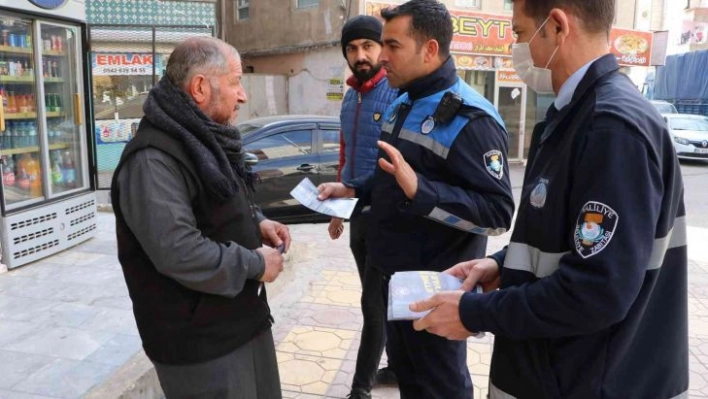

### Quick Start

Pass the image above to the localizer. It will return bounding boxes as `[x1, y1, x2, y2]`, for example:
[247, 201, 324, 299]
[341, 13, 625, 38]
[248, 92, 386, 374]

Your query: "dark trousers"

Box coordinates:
[153, 328, 281, 399]
[350, 213, 388, 392]
[383, 276, 473, 399]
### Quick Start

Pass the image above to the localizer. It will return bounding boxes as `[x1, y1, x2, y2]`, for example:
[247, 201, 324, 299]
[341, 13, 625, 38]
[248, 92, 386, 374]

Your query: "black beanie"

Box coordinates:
[341, 15, 383, 58]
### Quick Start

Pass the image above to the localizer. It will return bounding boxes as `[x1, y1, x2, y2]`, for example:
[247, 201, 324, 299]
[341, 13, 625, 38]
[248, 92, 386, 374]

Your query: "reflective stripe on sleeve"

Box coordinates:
[427, 207, 507, 236]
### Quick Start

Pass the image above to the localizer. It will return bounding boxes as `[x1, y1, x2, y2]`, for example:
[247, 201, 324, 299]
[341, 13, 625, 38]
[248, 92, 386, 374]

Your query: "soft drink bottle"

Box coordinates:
[16, 154, 29, 190]
[62, 150, 75, 188]
[7, 91, 16, 113]
[26, 153, 41, 196]
[51, 151, 63, 187]
[2, 155, 15, 187]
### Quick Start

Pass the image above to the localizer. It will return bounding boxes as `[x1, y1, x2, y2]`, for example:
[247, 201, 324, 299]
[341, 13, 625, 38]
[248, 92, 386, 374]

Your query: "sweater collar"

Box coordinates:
[401, 56, 457, 101]
[346, 67, 388, 94]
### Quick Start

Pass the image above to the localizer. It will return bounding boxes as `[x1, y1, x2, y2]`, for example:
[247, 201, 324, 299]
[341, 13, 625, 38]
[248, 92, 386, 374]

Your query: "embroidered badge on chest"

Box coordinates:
[421, 116, 435, 134]
[530, 178, 549, 208]
[373, 112, 382, 122]
[483, 150, 504, 180]
[573, 201, 619, 259]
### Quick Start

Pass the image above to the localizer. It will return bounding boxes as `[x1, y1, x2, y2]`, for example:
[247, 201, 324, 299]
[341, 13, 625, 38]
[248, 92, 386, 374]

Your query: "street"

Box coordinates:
[681, 161, 708, 228]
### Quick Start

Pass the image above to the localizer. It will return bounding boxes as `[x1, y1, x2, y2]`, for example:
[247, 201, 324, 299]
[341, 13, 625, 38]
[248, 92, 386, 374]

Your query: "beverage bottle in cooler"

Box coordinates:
[5, 121, 14, 149]
[62, 150, 75, 188]
[19, 93, 28, 113]
[26, 153, 41, 196]
[50, 150, 63, 187]
[2, 155, 15, 187]
[1, 121, 8, 149]
[16, 154, 29, 190]
[47, 121, 54, 144]
[17, 122, 27, 147]
[42, 34, 51, 52]
[28, 121, 37, 147]
[7, 91, 16, 113]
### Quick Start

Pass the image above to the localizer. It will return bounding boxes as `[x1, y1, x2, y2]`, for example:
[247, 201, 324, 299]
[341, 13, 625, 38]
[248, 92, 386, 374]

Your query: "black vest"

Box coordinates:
[111, 119, 271, 365]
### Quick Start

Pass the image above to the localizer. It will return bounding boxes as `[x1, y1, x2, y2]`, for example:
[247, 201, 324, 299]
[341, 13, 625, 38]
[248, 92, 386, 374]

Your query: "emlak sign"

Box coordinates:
[92, 53, 162, 76]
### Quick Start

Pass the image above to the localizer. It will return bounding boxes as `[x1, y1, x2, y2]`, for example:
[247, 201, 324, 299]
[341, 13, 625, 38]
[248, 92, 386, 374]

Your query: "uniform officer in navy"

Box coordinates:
[318, 0, 514, 397]
[413, 0, 689, 398]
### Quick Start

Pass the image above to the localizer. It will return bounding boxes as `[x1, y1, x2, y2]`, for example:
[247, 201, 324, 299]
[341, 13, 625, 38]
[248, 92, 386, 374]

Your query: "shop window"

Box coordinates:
[297, 0, 319, 9]
[235, 0, 249, 21]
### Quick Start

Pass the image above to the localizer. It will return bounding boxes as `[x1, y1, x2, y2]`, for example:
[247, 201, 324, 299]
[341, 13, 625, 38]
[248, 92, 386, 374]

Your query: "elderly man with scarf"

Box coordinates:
[111, 37, 291, 399]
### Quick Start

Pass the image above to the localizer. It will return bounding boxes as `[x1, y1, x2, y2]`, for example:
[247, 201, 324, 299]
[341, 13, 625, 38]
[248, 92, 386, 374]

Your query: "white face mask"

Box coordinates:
[512, 17, 559, 94]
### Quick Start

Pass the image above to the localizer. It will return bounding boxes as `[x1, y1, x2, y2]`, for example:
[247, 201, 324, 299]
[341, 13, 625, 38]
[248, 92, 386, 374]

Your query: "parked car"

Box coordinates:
[663, 113, 708, 161]
[651, 100, 678, 114]
[239, 115, 341, 223]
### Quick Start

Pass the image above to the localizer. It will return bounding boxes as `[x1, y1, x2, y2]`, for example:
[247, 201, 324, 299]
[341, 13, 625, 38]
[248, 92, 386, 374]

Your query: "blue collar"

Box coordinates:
[401, 56, 458, 101]
[554, 56, 601, 110]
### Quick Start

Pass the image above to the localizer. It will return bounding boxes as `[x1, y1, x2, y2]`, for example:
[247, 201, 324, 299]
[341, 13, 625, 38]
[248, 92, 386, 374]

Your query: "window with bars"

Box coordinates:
[235, 0, 249, 21]
[297, 0, 319, 9]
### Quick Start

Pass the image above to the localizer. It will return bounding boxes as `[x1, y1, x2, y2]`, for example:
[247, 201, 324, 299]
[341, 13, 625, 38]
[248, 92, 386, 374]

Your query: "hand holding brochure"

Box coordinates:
[290, 177, 359, 219]
[387, 271, 484, 337]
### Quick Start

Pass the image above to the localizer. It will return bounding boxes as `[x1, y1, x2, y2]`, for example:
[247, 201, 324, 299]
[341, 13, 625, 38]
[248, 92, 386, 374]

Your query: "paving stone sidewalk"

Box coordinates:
[0, 194, 706, 398]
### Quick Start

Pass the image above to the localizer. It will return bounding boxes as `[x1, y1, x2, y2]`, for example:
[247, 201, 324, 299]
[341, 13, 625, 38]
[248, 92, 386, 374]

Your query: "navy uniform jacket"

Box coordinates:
[357, 57, 514, 274]
[459, 54, 688, 398]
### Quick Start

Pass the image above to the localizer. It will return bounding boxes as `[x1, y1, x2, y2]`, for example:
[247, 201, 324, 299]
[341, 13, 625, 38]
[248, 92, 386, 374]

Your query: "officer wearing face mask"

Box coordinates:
[409, 0, 689, 398]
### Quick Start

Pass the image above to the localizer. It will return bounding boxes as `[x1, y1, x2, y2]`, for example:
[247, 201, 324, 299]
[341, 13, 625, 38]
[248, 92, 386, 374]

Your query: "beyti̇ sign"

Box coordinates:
[366, 2, 513, 57]
[365, 2, 652, 68]
[92, 53, 161, 76]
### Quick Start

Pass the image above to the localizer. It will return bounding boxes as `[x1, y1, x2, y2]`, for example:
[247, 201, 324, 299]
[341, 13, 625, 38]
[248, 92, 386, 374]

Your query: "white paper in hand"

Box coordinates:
[388, 271, 485, 338]
[290, 178, 359, 219]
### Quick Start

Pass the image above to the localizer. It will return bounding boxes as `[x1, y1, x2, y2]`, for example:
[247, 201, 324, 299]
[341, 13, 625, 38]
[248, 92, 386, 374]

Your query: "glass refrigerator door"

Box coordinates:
[0, 14, 43, 209]
[39, 21, 85, 197]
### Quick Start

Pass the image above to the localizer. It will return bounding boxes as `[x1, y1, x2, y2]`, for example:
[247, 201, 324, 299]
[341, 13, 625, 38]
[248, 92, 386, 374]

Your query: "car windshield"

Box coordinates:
[671, 117, 708, 131]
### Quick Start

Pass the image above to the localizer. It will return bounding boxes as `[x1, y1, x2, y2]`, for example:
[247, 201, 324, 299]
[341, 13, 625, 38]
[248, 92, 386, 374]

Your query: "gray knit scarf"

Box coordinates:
[142, 76, 252, 203]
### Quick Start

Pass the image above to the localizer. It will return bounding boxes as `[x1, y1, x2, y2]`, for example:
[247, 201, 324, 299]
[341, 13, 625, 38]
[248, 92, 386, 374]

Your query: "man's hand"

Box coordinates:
[317, 182, 355, 200]
[259, 219, 291, 253]
[377, 141, 418, 199]
[256, 246, 284, 282]
[444, 257, 501, 292]
[410, 291, 473, 340]
[328, 217, 345, 240]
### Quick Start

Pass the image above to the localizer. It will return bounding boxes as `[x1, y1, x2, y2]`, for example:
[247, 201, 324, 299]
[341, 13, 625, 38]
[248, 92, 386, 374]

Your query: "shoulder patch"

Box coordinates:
[484, 150, 504, 180]
[574, 201, 619, 259]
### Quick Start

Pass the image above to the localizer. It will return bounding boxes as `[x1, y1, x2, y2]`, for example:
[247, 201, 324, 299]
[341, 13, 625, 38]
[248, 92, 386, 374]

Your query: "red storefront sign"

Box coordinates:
[609, 28, 653, 67]
[365, 2, 653, 68]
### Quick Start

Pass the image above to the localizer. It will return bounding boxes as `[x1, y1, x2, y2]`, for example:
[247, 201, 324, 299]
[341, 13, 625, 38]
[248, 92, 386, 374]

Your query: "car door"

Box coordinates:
[316, 123, 342, 186]
[244, 125, 317, 221]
